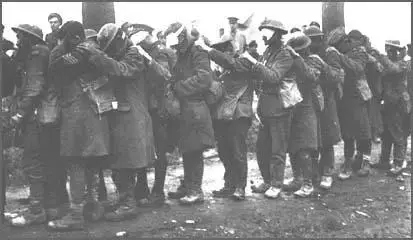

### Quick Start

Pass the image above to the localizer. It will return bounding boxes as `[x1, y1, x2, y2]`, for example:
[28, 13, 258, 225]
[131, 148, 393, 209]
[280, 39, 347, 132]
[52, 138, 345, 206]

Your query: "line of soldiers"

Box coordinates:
[0, 14, 411, 231]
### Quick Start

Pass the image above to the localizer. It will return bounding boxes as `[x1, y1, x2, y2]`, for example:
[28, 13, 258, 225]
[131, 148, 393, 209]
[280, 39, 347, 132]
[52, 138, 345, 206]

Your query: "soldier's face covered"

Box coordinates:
[63, 34, 82, 52]
[309, 36, 324, 54]
[166, 25, 189, 53]
[106, 30, 128, 59]
[336, 36, 351, 54]
[15, 31, 32, 61]
[261, 28, 284, 47]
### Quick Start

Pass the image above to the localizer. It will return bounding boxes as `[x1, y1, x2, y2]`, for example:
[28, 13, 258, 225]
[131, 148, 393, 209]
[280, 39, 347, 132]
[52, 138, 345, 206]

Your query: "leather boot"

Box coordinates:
[338, 157, 353, 180]
[104, 195, 138, 222]
[251, 182, 271, 193]
[48, 204, 85, 231]
[212, 180, 235, 198]
[232, 188, 246, 201]
[179, 190, 204, 205]
[139, 192, 166, 208]
[168, 179, 187, 199]
[370, 155, 391, 170]
[356, 154, 371, 177]
[9, 200, 47, 227]
[283, 155, 302, 192]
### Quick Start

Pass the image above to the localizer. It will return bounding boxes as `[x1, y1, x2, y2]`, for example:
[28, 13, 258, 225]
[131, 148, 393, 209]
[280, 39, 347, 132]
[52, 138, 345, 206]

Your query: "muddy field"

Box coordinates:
[1, 140, 411, 238]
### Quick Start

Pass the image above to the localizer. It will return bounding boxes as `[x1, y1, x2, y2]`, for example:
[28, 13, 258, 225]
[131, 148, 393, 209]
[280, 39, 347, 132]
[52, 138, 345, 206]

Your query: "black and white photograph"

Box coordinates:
[0, 1, 411, 238]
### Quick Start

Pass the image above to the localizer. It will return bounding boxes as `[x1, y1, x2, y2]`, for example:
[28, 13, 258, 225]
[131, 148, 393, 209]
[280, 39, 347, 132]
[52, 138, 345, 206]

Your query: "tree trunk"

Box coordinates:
[81, 2, 114, 201]
[82, 2, 115, 32]
[322, 2, 345, 34]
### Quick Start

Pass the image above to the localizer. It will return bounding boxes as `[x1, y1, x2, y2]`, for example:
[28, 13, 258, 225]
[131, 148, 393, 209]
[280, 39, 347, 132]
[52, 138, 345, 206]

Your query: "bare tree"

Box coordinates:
[82, 2, 116, 32]
[322, 2, 345, 34]
[81, 1, 116, 201]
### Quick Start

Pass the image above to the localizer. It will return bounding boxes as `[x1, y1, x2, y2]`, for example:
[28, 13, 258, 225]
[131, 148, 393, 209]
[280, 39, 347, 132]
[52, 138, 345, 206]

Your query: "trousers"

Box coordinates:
[40, 123, 69, 208]
[256, 113, 292, 188]
[214, 118, 251, 189]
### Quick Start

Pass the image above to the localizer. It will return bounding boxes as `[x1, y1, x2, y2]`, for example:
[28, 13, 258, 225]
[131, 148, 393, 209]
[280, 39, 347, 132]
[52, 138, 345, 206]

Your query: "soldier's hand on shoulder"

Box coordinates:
[285, 45, 299, 58]
[62, 53, 79, 65]
[326, 46, 340, 55]
[240, 51, 257, 65]
[195, 38, 211, 52]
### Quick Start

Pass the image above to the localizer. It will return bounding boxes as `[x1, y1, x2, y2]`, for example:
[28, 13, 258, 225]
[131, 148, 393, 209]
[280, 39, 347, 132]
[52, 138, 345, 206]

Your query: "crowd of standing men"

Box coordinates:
[0, 12, 411, 231]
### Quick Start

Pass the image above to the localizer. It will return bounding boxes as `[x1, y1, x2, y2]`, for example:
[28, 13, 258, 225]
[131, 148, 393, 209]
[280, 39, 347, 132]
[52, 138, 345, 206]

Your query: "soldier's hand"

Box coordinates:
[61, 53, 79, 65]
[195, 39, 211, 52]
[326, 46, 340, 55]
[376, 62, 384, 73]
[285, 45, 299, 58]
[241, 51, 258, 65]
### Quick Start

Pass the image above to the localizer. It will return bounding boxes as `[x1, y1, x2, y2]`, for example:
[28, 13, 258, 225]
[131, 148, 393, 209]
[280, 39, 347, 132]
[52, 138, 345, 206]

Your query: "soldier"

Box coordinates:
[164, 22, 215, 205]
[244, 19, 316, 199]
[126, 24, 178, 207]
[309, 21, 321, 29]
[95, 23, 154, 221]
[303, 26, 344, 190]
[361, 34, 385, 144]
[81, 28, 109, 216]
[290, 27, 301, 34]
[326, 27, 372, 180]
[2, 24, 52, 227]
[225, 16, 247, 56]
[45, 13, 63, 50]
[196, 34, 256, 201]
[378, 40, 409, 180]
[47, 21, 115, 230]
[284, 34, 321, 197]
[247, 40, 261, 60]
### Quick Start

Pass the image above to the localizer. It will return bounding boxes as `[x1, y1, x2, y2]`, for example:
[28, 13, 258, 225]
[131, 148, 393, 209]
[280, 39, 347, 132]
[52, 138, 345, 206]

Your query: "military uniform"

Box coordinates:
[379, 53, 410, 172]
[168, 43, 215, 204]
[313, 47, 343, 187]
[47, 21, 117, 230]
[366, 48, 384, 141]
[336, 45, 372, 177]
[138, 41, 178, 206]
[208, 48, 255, 199]
[45, 31, 59, 51]
[7, 39, 50, 226]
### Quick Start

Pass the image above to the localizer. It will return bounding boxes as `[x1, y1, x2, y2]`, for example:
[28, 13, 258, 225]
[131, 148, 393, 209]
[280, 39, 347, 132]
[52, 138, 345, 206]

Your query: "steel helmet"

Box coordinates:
[12, 24, 44, 42]
[258, 18, 288, 35]
[303, 26, 324, 38]
[97, 23, 120, 51]
[326, 26, 346, 46]
[287, 33, 312, 51]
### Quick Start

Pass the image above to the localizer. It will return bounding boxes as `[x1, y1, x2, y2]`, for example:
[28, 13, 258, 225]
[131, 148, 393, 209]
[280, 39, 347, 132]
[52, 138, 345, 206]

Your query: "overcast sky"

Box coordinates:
[2, 2, 411, 53]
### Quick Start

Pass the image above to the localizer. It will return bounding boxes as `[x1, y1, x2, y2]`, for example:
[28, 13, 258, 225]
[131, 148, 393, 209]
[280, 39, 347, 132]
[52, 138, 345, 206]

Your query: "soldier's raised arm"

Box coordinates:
[252, 48, 294, 85]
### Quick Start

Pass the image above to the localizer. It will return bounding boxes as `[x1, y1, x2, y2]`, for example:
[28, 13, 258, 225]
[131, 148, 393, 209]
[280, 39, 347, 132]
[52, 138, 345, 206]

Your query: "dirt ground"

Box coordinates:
[1, 140, 411, 239]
